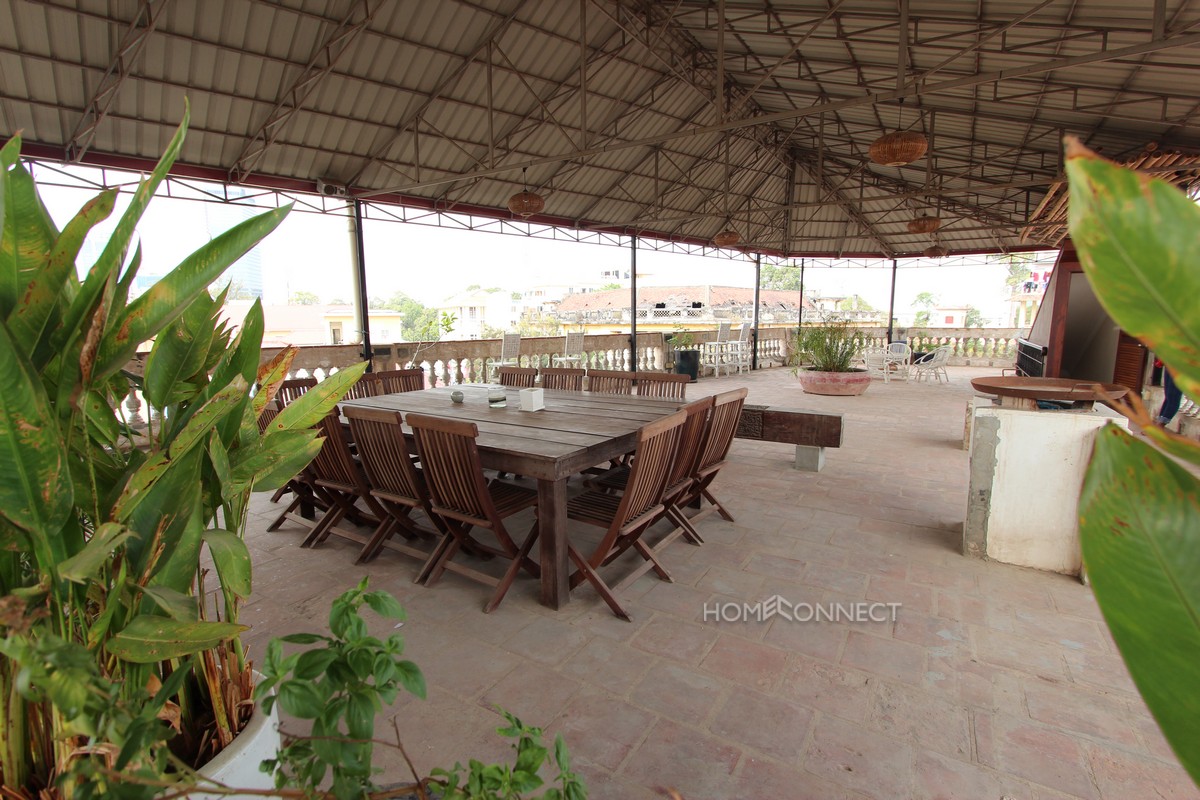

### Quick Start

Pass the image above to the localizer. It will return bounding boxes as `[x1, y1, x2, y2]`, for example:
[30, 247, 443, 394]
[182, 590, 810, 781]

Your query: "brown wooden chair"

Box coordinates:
[564, 409, 686, 621]
[538, 367, 585, 391]
[671, 387, 748, 529]
[407, 413, 540, 613]
[342, 372, 383, 401]
[269, 411, 385, 554]
[344, 406, 449, 571]
[377, 368, 425, 393]
[497, 366, 538, 388]
[275, 376, 317, 407]
[635, 372, 690, 399]
[587, 370, 635, 395]
[261, 400, 322, 517]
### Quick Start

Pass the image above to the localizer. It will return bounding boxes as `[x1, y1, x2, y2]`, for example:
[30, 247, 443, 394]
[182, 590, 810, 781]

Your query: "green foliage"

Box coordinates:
[668, 324, 697, 349]
[963, 306, 984, 328]
[837, 294, 874, 312]
[258, 578, 426, 800]
[290, 290, 321, 305]
[787, 321, 864, 373]
[0, 114, 364, 797]
[598, 281, 622, 291]
[1066, 136, 1200, 787]
[431, 709, 586, 800]
[371, 291, 450, 343]
[759, 263, 803, 291]
[913, 310, 931, 327]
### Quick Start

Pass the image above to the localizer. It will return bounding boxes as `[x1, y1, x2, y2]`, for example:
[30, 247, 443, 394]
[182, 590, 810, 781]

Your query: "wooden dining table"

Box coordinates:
[340, 385, 687, 609]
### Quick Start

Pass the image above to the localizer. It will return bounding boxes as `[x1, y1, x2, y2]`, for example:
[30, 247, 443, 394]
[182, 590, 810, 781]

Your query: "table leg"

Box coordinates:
[537, 477, 570, 608]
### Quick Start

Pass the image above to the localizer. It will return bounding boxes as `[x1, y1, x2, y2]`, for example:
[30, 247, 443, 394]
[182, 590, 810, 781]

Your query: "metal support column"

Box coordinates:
[351, 198, 373, 369]
[752, 253, 761, 370]
[629, 235, 638, 373]
[886, 258, 898, 343]
[798, 258, 806, 331]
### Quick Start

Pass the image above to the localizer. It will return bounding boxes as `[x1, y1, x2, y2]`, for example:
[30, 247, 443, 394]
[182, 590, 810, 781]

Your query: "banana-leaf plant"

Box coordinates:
[0, 108, 366, 798]
[1066, 136, 1200, 787]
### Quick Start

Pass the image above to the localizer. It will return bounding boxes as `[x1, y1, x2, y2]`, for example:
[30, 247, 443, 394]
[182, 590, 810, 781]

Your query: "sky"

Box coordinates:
[34, 165, 1054, 327]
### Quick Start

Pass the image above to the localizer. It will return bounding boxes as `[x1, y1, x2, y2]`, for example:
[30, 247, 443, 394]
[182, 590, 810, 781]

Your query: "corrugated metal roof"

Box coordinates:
[2, 0, 1199, 257]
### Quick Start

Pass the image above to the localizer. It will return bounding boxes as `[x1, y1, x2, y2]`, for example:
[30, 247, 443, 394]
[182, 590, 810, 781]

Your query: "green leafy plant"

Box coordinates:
[0, 109, 365, 797]
[668, 324, 696, 349]
[1066, 136, 1200, 787]
[787, 320, 864, 373]
[430, 710, 586, 800]
[258, 577, 426, 798]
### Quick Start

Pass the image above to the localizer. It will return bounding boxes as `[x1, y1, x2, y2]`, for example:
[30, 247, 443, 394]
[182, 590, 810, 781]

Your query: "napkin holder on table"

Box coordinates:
[519, 387, 545, 411]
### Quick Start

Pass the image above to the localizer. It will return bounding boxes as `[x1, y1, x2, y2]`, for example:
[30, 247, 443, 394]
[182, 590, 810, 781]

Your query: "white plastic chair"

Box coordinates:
[488, 332, 522, 381]
[860, 346, 890, 382]
[552, 331, 585, 370]
[913, 345, 951, 383]
[701, 322, 733, 377]
[885, 342, 912, 382]
[723, 322, 753, 374]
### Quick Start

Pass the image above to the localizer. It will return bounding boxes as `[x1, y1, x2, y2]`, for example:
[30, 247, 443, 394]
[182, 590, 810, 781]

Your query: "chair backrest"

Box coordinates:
[736, 322, 752, 344]
[587, 370, 635, 395]
[604, 411, 686, 541]
[500, 332, 522, 361]
[342, 372, 382, 401]
[309, 410, 366, 491]
[563, 330, 585, 357]
[540, 367, 585, 391]
[887, 342, 911, 358]
[497, 366, 538, 388]
[276, 377, 317, 407]
[635, 372, 690, 399]
[715, 321, 732, 342]
[665, 397, 715, 492]
[695, 387, 748, 476]
[378, 368, 425, 393]
[344, 406, 424, 507]
[256, 399, 282, 435]
[932, 345, 952, 365]
[407, 413, 497, 528]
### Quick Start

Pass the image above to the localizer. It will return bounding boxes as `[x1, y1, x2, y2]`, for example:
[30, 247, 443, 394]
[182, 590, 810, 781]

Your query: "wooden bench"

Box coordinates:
[735, 404, 843, 472]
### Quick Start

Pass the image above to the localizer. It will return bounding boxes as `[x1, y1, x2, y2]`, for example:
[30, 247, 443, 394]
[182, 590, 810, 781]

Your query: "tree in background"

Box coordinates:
[599, 282, 622, 291]
[516, 311, 562, 337]
[289, 289, 320, 305]
[371, 291, 441, 343]
[838, 294, 874, 312]
[1003, 252, 1039, 289]
[760, 263, 804, 291]
[912, 291, 937, 327]
[964, 306, 985, 327]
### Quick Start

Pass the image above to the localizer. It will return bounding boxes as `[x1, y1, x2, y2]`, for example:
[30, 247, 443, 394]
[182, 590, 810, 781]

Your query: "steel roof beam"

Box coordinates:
[66, 0, 172, 162]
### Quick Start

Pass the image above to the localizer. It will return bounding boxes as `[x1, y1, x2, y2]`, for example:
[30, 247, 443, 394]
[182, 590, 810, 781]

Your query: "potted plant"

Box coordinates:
[787, 320, 871, 395]
[0, 111, 370, 798]
[668, 326, 700, 382]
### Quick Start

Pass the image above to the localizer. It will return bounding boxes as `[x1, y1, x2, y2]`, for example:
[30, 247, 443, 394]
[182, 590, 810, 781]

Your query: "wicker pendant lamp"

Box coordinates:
[507, 168, 544, 217]
[869, 99, 927, 167]
[713, 227, 741, 248]
[907, 213, 941, 234]
[923, 238, 949, 258]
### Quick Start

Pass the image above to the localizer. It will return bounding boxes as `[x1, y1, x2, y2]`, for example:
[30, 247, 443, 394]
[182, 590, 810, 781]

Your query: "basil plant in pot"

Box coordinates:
[0, 109, 366, 799]
[786, 319, 870, 396]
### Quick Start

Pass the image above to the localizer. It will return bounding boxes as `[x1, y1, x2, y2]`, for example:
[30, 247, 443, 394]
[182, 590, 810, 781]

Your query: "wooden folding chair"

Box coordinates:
[635, 372, 690, 399]
[671, 387, 748, 528]
[564, 410, 686, 621]
[275, 377, 317, 407]
[587, 370, 635, 395]
[270, 411, 385, 553]
[408, 414, 540, 613]
[377, 368, 425, 393]
[497, 366, 538, 388]
[344, 407, 451, 571]
[539, 367, 585, 391]
[261, 399, 324, 519]
[341, 372, 382, 401]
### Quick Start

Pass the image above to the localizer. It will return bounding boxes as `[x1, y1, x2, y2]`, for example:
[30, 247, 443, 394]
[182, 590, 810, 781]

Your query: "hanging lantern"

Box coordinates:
[507, 167, 544, 217]
[869, 130, 928, 166]
[713, 229, 741, 248]
[507, 190, 544, 217]
[907, 214, 941, 234]
[924, 244, 949, 258]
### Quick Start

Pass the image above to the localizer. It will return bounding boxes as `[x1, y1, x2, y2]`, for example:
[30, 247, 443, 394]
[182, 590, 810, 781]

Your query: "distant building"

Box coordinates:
[552, 285, 815, 334]
[1008, 268, 1051, 329]
[930, 305, 974, 328]
[221, 302, 404, 346]
[439, 288, 522, 339]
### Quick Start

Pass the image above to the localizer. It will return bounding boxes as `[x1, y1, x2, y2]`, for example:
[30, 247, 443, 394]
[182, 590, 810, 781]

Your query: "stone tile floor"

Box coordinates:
[240, 366, 1199, 799]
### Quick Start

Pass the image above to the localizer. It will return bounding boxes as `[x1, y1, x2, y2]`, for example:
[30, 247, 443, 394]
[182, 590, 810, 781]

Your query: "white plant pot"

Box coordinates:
[187, 682, 281, 799]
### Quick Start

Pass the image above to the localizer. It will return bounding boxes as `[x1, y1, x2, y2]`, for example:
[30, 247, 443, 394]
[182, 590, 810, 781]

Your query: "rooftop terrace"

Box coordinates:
[239, 365, 1197, 800]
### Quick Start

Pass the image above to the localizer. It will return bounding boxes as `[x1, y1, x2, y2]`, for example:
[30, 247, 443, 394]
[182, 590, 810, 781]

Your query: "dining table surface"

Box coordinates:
[340, 384, 688, 609]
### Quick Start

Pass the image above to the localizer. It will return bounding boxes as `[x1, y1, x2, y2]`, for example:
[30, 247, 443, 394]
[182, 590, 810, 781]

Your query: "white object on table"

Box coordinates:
[520, 387, 545, 411]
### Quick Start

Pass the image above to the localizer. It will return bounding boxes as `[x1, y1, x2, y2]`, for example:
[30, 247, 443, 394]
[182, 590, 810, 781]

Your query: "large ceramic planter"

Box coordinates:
[797, 368, 871, 396]
[674, 349, 700, 382]
[188, 682, 281, 799]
